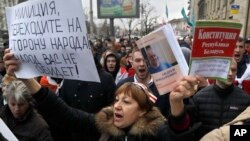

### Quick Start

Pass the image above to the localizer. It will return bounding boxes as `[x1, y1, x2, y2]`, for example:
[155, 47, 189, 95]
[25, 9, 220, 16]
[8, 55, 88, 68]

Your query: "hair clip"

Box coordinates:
[133, 82, 157, 103]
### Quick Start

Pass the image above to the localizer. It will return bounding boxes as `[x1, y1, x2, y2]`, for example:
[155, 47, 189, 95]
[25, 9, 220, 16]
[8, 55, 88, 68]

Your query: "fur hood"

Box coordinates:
[95, 106, 166, 137]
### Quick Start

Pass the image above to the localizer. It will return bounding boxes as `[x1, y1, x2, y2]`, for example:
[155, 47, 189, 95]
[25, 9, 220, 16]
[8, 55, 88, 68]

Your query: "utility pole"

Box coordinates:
[244, 0, 250, 38]
[89, 0, 94, 38]
[110, 18, 115, 37]
[140, 0, 144, 36]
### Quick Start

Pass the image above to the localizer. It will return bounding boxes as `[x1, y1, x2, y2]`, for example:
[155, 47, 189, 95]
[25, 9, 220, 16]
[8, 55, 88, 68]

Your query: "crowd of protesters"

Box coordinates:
[0, 31, 250, 141]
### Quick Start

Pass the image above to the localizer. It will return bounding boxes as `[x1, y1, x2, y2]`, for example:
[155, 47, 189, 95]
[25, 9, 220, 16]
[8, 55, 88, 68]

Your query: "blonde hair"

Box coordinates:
[3, 80, 32, 104]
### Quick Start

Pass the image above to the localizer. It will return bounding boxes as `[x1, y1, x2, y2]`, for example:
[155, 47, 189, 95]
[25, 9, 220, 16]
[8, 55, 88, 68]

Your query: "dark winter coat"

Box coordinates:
[0, 105, 53, 141]
[33, 88, 171, 141]
[169, 84, 250, 141]
[59, 70, 116, 113]
[55, 59, 115, 141]
[57, 70, 115, 141]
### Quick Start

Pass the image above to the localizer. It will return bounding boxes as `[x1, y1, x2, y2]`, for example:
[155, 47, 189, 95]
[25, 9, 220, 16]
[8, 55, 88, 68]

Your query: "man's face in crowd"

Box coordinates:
[147, 49, 159, 68]
[225, 60, 237, 85]
[217, 60, 237, 87]
[106, 56, 116, 72]
[245, 42, 250, 51]
[125, 46, 132, 53]
[132, 51, 149, 80]
[120, 47, 126, 53]
[127, 52, 133, 64]
[107, 43, 114, 50]
[124, 40, 129, 46]
[234, 41, 245, 62]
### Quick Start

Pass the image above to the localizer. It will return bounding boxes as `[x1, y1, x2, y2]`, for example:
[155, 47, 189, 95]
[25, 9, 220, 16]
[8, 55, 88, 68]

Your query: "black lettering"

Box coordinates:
[62, 53, 72, 64]
[40, 2, 49, 16]
[50, 37, 58, 49]
[35, 65, 74, 77]
[41, 20, 49, 33]
[15, 54, 41, 65]
[55, 19, 63, 32]
[61, 53, 77, 64]
[49, 1, 56, 15]
[17, 39, 23, 51]
[67, 17, 82, 33]
[24, 22, 30, 34]
[22, 39, 28, 50]
[83, 36, 89, 49]
[61, 67, 74, 76]
[67, 18, 74, 32]
[62, 37, 69, 49]
[12, 38, 46, 51]
[47, 19, 54, 33]
[75, 17, 82, 32]
[33, 39, 40, 50]
[14, 1, 57, 20]
[42, 53, 62, 65]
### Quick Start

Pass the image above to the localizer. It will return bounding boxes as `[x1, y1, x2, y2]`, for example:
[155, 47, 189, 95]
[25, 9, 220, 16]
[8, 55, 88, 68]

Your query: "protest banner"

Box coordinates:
[0, 118, 18, 141]
[5, 0, 100, 82]
[189, 20, 242, 81]
[136, 24, 189, 95]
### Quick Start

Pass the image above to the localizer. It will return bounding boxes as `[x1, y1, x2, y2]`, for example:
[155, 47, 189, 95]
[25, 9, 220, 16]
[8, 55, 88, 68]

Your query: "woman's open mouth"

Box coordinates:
[114, 113, 123, 121]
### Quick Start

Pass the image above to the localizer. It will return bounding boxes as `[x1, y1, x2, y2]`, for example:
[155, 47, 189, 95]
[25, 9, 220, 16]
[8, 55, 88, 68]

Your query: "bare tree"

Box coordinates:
[82, 6, 98, 37]
[100, 19, 110, 38]
[119, 18, 140, 40]
[140, 0, 159, 35]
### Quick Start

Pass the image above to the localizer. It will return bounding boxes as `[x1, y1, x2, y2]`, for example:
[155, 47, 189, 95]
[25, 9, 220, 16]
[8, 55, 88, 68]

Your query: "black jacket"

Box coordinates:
[59, 70, 116, 113]
[0, 105, 53, 141]
[169, 84, 250, 141]
[33, 88, 171, 141]
[56, 70, 116, 141]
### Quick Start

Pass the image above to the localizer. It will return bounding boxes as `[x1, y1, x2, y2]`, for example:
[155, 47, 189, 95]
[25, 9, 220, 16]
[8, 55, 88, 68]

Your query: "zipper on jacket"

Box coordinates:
[124, 136, 128, 141]
[219, 99, 225, 125]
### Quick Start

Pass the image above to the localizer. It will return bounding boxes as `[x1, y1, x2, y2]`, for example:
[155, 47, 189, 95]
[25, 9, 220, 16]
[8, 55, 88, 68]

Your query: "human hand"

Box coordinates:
[170, 76, 199, 102]
[3, 49, 20, 76]
[4, 49, 41, 94]
[169, 76, 199, 116]
[196, 75, 209, 88]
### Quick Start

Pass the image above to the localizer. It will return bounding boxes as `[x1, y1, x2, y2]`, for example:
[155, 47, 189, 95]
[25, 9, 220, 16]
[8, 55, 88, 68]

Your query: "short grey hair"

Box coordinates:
[3, 80, 32, 103]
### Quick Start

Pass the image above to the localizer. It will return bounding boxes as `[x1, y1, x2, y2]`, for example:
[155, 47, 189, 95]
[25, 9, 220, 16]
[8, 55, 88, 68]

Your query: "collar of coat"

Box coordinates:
[225, 106, 250, 126]
[95, 106, 166, 137]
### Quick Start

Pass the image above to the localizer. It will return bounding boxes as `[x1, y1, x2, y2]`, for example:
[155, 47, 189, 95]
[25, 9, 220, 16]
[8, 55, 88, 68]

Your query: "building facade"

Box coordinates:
[189, 0, 250, 38]
[168, 18, 190, 38]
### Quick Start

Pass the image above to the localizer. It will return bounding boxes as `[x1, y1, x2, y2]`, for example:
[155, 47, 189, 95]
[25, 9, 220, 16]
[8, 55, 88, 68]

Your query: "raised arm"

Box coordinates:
[3, 49, 99, 136]
[169, 76, 199, 116]
[3, 49, 41, 94]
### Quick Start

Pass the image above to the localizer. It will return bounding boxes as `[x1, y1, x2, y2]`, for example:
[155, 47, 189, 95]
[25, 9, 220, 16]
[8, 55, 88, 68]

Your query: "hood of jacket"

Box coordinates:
[95, 106, 166, 137]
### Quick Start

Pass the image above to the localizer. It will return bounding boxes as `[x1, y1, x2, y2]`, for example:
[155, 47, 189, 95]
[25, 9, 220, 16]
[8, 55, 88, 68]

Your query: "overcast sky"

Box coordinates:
[82, 0, 188, 25]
